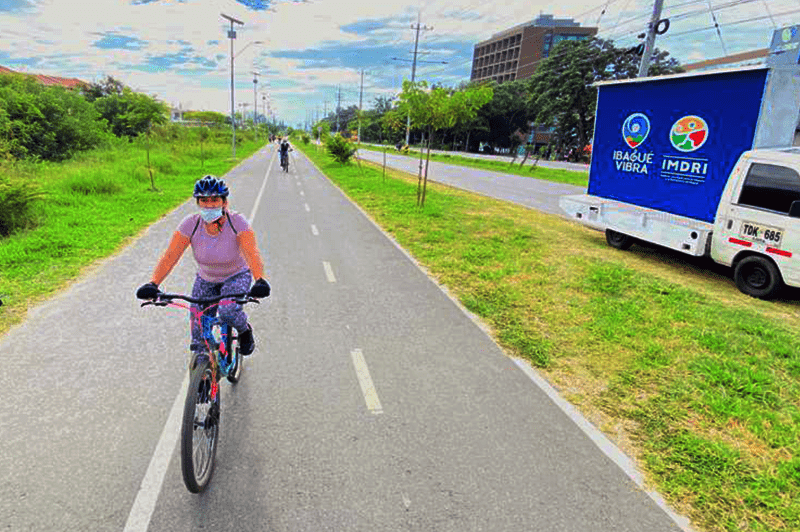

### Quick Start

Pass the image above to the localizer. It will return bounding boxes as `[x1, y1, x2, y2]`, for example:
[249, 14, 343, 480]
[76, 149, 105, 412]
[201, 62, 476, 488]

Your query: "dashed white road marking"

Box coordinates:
[304, 203, 310, 212]
[300, 190, 305, 197]
[351, 349, 383, 415]
[311, 224, 319, 236]
[323, 261, 336, 283]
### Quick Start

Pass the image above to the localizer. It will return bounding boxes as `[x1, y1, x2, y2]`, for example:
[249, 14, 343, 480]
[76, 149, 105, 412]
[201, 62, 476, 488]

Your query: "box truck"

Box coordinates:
[559, 25, 800, 299]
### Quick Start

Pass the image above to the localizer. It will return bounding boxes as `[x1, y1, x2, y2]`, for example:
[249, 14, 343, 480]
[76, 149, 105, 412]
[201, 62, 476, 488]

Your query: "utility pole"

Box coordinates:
[262, 94, 266, 134]
[222, 13, 244, 159]
[638, 0, 665, 77]
[335, 85, 341, 133]
[405, 12, 432, 145]
[252, 71, 259, 140]
[358, 69, 365, 143]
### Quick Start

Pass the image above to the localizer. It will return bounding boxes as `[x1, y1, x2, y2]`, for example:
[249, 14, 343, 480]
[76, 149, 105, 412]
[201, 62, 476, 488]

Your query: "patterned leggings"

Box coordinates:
[189, 270, 252, 352]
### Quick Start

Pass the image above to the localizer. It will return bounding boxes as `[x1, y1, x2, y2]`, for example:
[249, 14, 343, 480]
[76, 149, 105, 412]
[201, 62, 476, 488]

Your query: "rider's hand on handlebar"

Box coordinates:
[136, 282, 160, 300]
[249, 278, 270, 298]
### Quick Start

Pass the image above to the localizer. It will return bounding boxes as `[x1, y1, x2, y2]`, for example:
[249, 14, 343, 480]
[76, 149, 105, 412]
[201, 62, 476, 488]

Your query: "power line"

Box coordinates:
[661, 6, 800, 38]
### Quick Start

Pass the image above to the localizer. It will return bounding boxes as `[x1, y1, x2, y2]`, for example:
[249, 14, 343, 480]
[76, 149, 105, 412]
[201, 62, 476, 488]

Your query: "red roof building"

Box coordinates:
[0, 65, 87, 89]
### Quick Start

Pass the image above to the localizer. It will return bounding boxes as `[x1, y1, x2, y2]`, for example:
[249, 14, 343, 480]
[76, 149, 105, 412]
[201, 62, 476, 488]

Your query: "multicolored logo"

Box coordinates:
[670, 115, 708, 152]
[782, 27, 797, 43]
[622, 113, 650, 149]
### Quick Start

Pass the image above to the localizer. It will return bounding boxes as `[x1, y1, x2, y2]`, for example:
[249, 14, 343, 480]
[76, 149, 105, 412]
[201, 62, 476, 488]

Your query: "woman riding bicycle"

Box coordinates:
[136, 175, 270, 355]
[279, 138, 291, 170]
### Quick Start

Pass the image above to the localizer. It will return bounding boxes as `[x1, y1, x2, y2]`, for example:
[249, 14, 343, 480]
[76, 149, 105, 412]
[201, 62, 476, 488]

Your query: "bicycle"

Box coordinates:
[141, 291, 260, 492]
[280, 149, 292, 172]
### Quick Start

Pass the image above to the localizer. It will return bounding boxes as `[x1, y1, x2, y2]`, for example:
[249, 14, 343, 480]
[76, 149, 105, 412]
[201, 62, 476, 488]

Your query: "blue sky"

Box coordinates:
[1, 0, 798, 127]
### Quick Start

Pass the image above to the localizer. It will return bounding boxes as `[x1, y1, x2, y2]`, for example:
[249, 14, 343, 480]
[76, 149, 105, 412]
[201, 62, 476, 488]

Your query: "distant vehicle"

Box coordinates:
[560, 25, 800, 299]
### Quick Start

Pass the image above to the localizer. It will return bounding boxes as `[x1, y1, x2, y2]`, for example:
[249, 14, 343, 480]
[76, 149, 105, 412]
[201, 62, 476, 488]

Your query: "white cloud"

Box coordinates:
[1, 0, 798, 124]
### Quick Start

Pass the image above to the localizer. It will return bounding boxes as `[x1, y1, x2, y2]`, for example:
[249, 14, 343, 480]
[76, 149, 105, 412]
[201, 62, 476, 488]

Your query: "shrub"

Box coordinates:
[326, 133, 357, 164]
[62, 171, 123, 196]
[0, 73, 111, 161]
[300, 133, 310, 144]
[0, 173, 44, 236]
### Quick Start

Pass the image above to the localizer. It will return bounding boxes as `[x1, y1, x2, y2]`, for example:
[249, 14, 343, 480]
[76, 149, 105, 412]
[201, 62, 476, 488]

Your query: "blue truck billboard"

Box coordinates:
[587, 68, 770, 223]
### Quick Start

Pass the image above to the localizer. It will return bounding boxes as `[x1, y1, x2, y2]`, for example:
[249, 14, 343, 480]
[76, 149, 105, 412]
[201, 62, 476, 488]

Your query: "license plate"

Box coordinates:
[740, 221, 783, 247]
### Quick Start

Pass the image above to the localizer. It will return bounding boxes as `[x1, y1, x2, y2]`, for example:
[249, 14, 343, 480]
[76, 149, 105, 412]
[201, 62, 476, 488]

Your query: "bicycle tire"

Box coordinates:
[226, 332, 242, 384]
[181, 355, 219, 493]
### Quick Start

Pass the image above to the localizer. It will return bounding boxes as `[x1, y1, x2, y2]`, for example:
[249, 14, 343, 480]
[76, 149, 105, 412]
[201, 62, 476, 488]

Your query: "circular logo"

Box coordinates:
[622, 113, 650, 149]
[782, 27, 797, 43]
[670, 115, 708, 152]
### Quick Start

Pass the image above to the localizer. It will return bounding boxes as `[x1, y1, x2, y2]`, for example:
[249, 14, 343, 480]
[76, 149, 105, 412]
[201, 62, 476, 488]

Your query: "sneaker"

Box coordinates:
[238, 324, 255, 356]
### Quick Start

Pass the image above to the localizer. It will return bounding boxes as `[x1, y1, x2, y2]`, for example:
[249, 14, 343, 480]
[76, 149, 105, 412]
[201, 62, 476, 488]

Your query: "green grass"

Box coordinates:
[357, 143, 590, 187]
[0, 131, 263, 335]
[299, 141, 800, 532]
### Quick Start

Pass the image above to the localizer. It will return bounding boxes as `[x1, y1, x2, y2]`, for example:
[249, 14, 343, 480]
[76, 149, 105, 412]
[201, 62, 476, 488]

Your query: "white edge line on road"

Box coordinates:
[311, 224, 319, 236]
[123, 373, 189, 532]
[351, 349, 383, 414]
[298, 147, 695, 532]
[249, 147, 278, 224]
[322, 261, 336, 283]
[125, 146, 274, 532]
[512, 359, 695, 532]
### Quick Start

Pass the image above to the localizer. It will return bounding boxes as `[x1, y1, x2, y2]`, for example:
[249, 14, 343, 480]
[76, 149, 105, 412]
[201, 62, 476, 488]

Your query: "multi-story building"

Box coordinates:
[470, 14, 597, 84]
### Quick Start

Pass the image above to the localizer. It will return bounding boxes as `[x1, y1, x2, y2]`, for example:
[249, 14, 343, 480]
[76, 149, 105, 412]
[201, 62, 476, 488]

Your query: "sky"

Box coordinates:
[1, 0, 799, 127]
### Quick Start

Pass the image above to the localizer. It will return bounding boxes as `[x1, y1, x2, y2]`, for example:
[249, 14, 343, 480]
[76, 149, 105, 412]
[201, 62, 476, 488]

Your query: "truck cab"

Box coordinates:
[712, 148, 800, 298]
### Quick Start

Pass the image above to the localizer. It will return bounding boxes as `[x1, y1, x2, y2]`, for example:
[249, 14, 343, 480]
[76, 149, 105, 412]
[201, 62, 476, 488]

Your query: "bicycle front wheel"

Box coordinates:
[181, 355, 219, 493]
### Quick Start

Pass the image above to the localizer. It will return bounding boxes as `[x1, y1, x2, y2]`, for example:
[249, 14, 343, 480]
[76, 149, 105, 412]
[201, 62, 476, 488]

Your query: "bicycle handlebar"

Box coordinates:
[140, 292, 260, 307]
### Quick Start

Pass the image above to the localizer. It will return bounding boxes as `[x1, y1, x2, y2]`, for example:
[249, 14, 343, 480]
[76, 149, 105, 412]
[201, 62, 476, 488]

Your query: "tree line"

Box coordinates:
[0, 73, 176, 162]
[315, 37, 684, 162]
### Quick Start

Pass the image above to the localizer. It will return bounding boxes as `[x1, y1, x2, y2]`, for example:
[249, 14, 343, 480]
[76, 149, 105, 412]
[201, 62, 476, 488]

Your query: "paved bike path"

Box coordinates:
[0, 145, 688, 531]
[148, 147, 685, 531]
[356, 148, 586, 217]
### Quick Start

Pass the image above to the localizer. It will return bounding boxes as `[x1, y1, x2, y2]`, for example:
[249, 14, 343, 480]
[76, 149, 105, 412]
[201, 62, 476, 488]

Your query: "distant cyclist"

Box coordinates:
[279, 138, 292, 171]
[136, 175, 271, 355]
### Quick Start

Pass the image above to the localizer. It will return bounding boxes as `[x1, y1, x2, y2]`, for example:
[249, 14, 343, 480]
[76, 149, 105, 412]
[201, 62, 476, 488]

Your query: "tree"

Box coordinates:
[81, 75, 125, 103]
[467, 79, 532, 152]
[0, 72, 109, 161]
[527, 37, 683, 162]
[93, 88, 169, 139]
[395, 80, 493, 207]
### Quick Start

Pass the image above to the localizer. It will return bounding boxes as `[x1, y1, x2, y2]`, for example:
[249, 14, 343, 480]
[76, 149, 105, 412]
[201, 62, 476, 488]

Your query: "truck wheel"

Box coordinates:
[734, 256, 783, 300]
[605, 229, 634, 250]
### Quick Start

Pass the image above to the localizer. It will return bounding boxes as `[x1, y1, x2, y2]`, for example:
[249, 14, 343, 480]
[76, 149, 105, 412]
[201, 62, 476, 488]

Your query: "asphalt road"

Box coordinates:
[356, 148, 586, 217]
[0, 144, 687, 531]
[362, 143, 592, 174]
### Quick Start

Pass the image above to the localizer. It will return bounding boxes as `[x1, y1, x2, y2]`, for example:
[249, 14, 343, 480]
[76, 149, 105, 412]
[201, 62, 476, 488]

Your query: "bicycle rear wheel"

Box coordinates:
[181, 355, 220, 493]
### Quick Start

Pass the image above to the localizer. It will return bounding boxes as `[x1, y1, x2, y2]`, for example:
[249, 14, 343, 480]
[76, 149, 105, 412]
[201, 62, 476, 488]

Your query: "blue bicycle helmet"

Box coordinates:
[193, 175, 229, 198]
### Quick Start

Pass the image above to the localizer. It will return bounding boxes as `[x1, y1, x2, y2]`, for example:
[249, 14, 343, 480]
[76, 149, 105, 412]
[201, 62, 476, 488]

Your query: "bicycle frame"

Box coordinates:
[144, 295, 252, 401]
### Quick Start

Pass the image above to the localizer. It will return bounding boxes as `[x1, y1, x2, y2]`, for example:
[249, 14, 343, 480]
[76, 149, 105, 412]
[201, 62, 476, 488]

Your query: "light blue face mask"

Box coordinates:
[199, 207, 223, 223]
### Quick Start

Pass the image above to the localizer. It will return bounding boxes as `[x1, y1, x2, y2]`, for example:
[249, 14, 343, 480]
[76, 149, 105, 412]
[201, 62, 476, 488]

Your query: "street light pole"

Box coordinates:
[252, 71, 259, 141]
[222, 13, 244, 159]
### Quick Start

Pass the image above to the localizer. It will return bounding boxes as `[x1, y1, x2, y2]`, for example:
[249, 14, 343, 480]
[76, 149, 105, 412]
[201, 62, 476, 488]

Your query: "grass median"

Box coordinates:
[357, 143, 589, 187]
[298, 141, 800, 532]
[0, 133, 263, 336]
